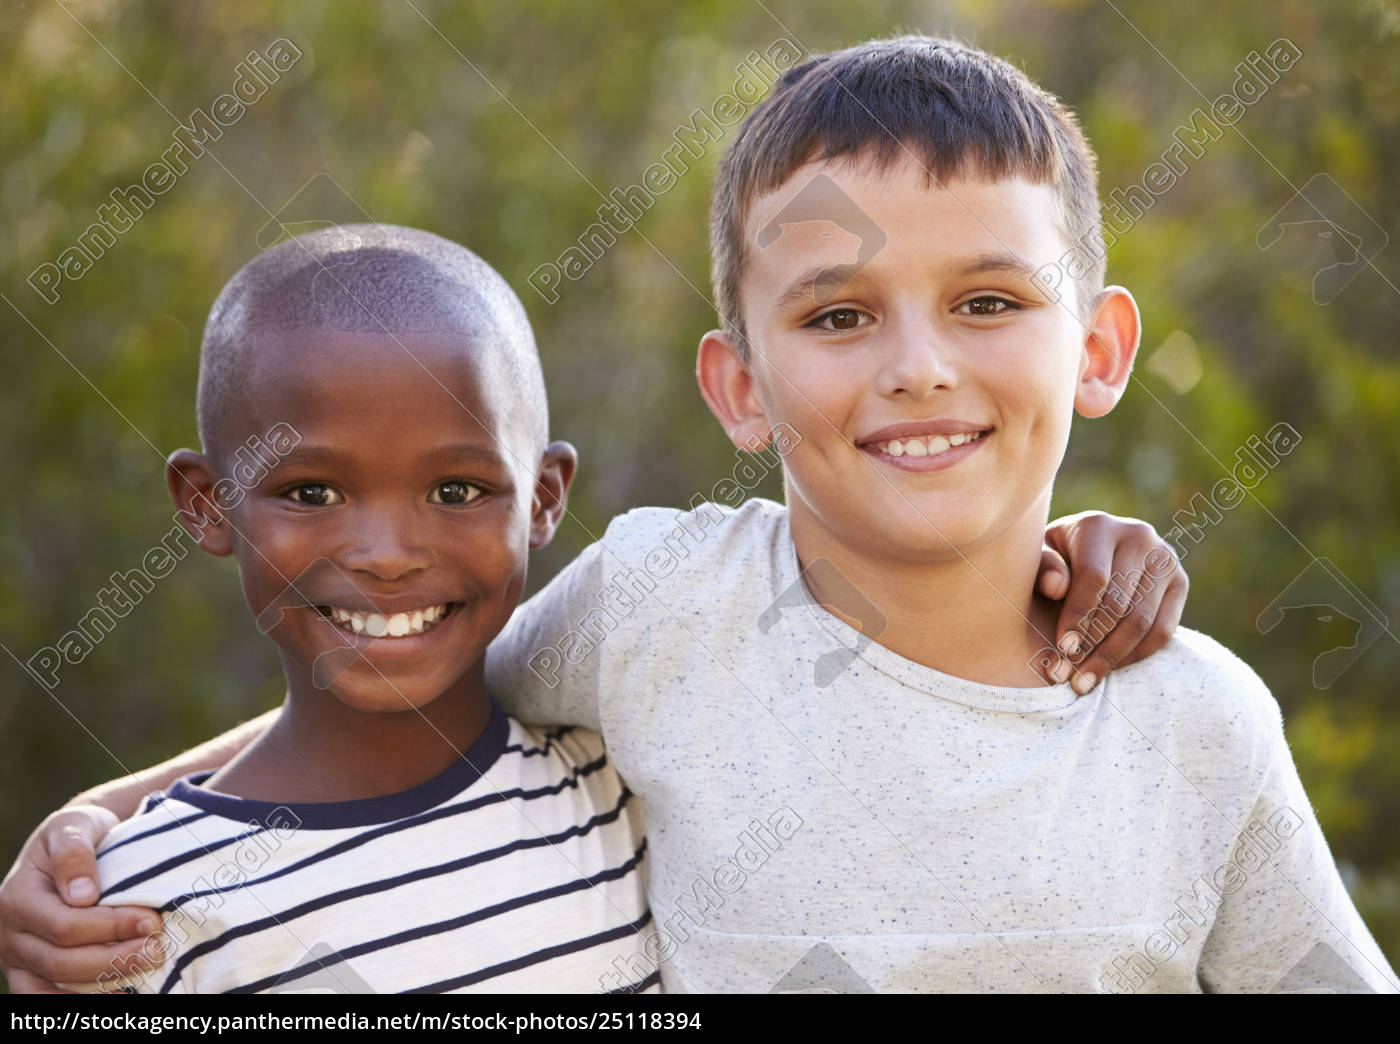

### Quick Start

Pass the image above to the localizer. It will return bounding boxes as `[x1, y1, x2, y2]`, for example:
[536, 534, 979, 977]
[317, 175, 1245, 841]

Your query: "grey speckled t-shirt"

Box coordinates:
[487, 498, 1397, 994]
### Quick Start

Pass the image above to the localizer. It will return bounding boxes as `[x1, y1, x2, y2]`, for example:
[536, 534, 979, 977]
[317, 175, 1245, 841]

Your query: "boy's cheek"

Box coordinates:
[754, 374, 840, 442]
[227, 513, 304, 569]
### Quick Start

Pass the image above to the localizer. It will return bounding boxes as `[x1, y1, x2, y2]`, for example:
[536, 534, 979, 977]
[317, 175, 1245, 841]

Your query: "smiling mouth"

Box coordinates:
[312, 603, 456, 638]
[868, 429, 988, 458]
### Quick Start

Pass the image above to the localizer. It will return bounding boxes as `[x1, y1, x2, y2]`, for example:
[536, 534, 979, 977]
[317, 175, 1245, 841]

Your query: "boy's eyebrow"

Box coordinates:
[774, 264, 865, 311]
[273, 445, 349, 469]
[953, 252, 1036, 280]
[271, 444, 506, 469]
[422, 444, 508, 465]
[773, 253, 1042, 311]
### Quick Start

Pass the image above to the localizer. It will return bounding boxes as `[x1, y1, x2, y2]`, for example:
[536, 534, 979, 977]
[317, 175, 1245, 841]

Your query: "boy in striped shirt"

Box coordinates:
[71, 225, 655, 993]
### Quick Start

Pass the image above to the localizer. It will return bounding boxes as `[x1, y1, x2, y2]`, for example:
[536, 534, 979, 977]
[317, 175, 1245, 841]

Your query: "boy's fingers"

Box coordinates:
[16, 873, 156, 948]
[1036, 547, 1071, 601]
[7, 928, 155, 987]
[1074, 545, 1186, 679]
[1069, 601, 1151, 695]
[1, 966, 75, 994]
[45, 809, 117, 907]
[1070, 560, 1187, 691]
[1053, 534, 1113, 657]
[1116, 573, 1187, 668]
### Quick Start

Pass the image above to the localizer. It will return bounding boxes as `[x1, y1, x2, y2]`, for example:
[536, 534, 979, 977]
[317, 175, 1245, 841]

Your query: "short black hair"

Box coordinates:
[197, 224, 548, 459]
[710, 35, 1102, 353]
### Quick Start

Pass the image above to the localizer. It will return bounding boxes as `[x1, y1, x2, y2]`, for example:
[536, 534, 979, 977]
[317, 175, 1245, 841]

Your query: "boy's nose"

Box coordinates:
[875, 319, 959, 400]
[338, 509, 433, 581]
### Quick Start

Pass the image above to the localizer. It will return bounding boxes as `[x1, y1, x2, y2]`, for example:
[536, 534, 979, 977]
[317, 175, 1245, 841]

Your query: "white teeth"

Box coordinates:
[878, 430, 984, 457]
[321, 603, 450, 639]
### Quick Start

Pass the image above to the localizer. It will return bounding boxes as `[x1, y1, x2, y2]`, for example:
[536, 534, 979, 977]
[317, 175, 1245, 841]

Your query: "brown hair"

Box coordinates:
[709, 35, 1103, 354]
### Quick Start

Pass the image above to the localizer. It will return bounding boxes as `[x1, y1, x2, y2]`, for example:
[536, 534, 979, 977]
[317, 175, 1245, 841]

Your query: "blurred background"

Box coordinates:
[2, 0, 1397, 978]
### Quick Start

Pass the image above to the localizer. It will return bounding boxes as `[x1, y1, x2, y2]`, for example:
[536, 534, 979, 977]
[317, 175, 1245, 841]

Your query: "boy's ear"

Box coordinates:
[529, 441, 578, 549]
[166, 449, 234, 557]
[1075, 287, 1141, 419]
[696, 329, 772, 451]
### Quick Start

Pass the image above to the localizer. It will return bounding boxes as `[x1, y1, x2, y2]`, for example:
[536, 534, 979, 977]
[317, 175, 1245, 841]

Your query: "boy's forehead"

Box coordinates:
[236, 327, 527, 445]
[743, 157, 1066, 291]
[749, 157, 1061, 246]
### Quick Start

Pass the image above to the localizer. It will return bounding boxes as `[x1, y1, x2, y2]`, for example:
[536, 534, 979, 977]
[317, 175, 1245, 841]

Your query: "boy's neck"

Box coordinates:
[787, 502, 1059, 688]
[205, 662, 495, 804]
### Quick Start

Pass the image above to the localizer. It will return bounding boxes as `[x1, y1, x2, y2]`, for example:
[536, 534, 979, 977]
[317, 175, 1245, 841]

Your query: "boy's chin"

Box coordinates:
[875, 526, 973, 561]
[327, 688, 446, 715]
[848, 501, 996, 558]
[316, 667, 460, 714]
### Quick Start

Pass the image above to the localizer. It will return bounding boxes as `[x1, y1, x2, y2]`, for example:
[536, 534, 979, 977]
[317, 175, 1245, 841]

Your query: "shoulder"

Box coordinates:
[89, 788, 231, 978]
[599, 497, 788, 572]
[504, 718, 643, 834]
[95, 787, 210, 872]
[505, 718, 621, 792]
[1106, 626, 1285, 771]
[512, 719, 608, 767]
[1110, 627, 1281, 725]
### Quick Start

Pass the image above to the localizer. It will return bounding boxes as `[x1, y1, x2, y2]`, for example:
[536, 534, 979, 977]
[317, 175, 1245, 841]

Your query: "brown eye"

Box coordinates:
[813, 308, 867, 332]
[428, 481, 481, 505]
[959, 297, 1016, 316]
[289, 484, 342, 506]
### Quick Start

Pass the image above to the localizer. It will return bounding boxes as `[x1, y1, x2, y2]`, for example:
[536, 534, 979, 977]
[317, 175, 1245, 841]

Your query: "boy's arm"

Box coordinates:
[72, 709, 275, 822]
[0, 709, 274, 993]
[487, 509, 1191, 719]
[487, 535, 610, 730]
[1198, 738, 1399, 993]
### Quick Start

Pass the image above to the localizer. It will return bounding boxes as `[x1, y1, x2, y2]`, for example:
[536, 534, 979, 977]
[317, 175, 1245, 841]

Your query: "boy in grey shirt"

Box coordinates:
[482, 36, 1394, 992]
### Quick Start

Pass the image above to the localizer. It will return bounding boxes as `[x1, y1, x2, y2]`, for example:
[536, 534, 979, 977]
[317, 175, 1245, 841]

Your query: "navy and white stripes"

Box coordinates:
[80, 705, 655, 994]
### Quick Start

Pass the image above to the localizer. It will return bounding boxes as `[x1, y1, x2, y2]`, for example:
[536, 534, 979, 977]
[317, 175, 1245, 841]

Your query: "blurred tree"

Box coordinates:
[2, 0, 1396, 975]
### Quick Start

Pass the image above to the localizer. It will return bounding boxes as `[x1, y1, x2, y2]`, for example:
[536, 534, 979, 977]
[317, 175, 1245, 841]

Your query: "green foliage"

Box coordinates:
[2, 0, 1396, 973]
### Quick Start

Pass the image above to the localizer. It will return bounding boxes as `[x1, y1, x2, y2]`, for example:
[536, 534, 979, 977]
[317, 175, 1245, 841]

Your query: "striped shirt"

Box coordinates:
[77, 704, 657, 994]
